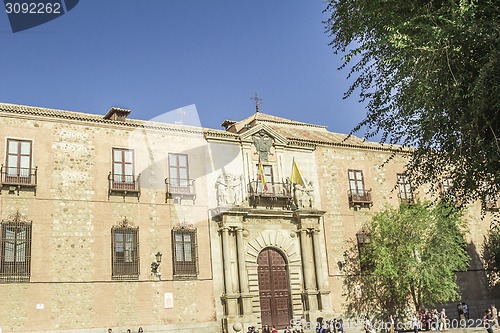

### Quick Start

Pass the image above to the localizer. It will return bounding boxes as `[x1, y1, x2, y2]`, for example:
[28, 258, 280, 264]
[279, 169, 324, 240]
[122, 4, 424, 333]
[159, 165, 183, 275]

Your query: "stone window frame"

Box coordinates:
[0, 212, 32, 283]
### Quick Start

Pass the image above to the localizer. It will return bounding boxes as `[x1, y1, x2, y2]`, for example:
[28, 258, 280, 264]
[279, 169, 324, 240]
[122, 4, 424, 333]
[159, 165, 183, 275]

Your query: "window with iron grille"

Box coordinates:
[168, 153, 190, 189]
[397, 173, 412, 201]
[111, 226, 139, 280]
[112, 148, 135, 190]
[348, 170, 365, 195]
[171, 225, 197, 277]
[5, 139, 32, 181]
[0, 213, 32, 282]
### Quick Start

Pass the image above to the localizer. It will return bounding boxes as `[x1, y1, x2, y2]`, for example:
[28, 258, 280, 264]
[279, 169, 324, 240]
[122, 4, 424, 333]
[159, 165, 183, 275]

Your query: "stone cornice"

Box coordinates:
[0, 103, 206, 136]
[0, 102, 407, 153]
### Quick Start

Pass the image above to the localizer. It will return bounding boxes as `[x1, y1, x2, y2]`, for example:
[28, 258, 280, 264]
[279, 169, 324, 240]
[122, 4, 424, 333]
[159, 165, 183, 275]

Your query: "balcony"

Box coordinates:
[165, 178, 196, 204]
[248, 181, 293, 209]
[348, 189, 372, 208]
[398, 192, 415, 205]
[0, 165, 37, 195]
[108, 173, 141, 200]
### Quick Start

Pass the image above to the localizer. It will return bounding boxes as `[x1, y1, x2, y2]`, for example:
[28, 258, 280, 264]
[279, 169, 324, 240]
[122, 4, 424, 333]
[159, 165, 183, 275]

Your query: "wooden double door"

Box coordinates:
[257, 247, 291, 328]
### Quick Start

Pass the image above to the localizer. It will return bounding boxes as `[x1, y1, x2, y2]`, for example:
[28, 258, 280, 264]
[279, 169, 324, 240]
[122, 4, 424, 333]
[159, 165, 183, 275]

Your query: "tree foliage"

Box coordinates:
[342, 202, 469, 319]
[324, 0, 500, 207]
[482, 220, 500, 285]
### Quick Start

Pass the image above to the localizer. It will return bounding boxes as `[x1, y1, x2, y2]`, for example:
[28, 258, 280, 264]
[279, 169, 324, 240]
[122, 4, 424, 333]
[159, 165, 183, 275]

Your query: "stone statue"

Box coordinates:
[293, 183, 306, 208]
[305, 180, 314, 208]
[293, 180, 315, 209]
[215, 173, 244, 206]
[215, 174, 227, 206]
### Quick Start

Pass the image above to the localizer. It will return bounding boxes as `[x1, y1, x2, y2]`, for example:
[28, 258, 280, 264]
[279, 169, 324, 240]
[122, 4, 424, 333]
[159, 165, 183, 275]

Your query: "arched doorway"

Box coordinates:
[257, 247, 291, 328]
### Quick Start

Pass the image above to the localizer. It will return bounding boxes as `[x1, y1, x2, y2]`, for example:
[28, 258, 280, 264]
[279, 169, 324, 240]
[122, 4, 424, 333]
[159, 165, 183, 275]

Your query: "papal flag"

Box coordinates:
[290, 159, 305, 186]
[257, 158, 269, 192]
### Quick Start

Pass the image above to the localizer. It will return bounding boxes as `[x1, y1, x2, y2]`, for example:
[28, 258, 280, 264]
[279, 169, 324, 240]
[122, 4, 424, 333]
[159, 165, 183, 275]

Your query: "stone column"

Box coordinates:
[312, 229, 331, 311]
[222, 226, 239, 317]
[300, 228, 318, 312]
[236, 227, 252, 315]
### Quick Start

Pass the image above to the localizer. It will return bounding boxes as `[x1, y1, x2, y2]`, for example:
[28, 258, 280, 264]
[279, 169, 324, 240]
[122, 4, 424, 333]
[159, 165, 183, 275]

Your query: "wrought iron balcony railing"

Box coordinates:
[108, 173, 141, 200]
[165, 178, 196, 203]
[348, 189, 372, 207]
[0, 165, 37, 195]
[247, 181, 293, 209]
[397, 191, 415, 204]
[1, 166, 37, 186]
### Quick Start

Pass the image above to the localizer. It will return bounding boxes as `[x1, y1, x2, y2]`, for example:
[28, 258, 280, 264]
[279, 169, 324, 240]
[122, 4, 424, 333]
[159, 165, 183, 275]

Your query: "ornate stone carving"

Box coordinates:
[215, 173, 244, 206]
[252, 130, 273, 162]
[293, 179, 315, 209]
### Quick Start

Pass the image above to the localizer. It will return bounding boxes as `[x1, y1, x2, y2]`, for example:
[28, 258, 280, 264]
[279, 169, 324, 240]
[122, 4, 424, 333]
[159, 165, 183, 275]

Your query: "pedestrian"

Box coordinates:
[389, 315, 395, 333]
[492, 305, 498, 328]
[108, 329, 112, 333]
[338, 319, 344, 333]
[433, 309, 439, 331]
[127, 330, 131, 333]
[484, 309, 494, 333]
[365, 316, 374, 333]
[271, 325, 278, 333]
[413, 312, 420, 333]
[138, 328, 144, 333]
[425, 310, 432, 331]
[439, 309, 447, 332]
[263, 324, 271, 333]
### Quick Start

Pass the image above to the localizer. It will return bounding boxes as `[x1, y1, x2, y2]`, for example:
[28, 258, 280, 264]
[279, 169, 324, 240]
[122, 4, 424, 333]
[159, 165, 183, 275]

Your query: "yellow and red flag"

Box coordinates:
[257, 158, 268, 192]
[290, 159, 305, 186]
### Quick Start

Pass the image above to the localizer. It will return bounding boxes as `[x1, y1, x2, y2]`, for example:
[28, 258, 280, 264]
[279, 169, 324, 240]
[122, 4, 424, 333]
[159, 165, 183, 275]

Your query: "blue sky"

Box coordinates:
[0, 1, 367, 134]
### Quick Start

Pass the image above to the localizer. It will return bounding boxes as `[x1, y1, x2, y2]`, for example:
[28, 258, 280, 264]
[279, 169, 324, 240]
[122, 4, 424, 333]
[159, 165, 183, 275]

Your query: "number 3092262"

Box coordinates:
[5, 2, 62, 14]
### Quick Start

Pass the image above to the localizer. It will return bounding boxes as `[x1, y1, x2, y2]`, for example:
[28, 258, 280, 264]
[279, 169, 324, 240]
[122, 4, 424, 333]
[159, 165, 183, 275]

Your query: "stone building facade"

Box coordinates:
[0, 103, 496, 333]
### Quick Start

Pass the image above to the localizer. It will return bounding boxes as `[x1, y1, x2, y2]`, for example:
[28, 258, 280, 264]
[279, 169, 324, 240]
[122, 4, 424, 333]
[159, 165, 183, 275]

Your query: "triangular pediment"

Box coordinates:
[239, 123, 288, 147]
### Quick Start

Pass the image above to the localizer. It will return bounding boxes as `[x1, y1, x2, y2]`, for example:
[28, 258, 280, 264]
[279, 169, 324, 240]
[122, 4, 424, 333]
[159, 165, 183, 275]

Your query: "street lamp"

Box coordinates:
[151, 252, 162, 279]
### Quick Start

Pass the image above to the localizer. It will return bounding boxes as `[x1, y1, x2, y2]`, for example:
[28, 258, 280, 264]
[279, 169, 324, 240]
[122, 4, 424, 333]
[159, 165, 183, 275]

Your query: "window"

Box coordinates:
[397, 174, 413, 202]
[257, 163, 274, 193]
[0, 213, 32, 282]
[112, 148, 135, 190]
[442, 178, 454, 194]
[166, 153, 196, 203]
[348, 170, 372, 207]
[356, 228, 372, 271]
[348, 170, 365, 195]
[168, 153, 190, 191]
[5, 139, 32, 184]
[172, 225, 197, 277]
[111, 226, 139, 280]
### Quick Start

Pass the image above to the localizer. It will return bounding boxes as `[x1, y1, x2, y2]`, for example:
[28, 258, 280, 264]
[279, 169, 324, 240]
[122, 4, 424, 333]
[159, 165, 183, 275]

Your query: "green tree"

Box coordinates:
[342, 202, 469, 319]
[482, 222, 500, 285]
[324, 0, 500, 207]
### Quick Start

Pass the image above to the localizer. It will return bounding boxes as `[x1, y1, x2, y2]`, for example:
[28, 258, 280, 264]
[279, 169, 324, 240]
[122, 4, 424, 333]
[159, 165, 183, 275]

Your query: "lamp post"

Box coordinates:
[151, 252, 162, 279]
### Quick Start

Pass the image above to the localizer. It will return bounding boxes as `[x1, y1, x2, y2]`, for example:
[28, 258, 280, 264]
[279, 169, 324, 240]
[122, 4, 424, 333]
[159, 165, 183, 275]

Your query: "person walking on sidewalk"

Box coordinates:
[491, 305, 498, 329]
[439, 309, 447, 332]
[484, 309, 494, 333]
